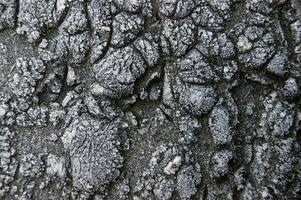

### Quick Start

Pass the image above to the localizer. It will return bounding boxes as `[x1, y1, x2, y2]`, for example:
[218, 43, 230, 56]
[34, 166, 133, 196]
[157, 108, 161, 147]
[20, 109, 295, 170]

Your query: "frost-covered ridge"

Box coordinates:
[0, 0, 300, 199]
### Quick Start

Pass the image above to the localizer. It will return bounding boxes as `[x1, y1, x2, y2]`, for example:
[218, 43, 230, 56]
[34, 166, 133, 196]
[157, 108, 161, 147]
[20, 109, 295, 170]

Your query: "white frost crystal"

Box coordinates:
[164, 156, 182, 175]
[0, 0, 300, 199]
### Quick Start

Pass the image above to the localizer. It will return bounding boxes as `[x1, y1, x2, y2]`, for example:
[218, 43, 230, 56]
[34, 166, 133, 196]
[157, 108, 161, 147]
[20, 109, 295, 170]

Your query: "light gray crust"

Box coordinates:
[0, 0, 301, 199]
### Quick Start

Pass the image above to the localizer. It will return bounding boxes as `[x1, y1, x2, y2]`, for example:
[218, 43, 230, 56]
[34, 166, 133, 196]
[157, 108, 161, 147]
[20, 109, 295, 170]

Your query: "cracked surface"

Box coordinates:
[0, 0, 301, 199]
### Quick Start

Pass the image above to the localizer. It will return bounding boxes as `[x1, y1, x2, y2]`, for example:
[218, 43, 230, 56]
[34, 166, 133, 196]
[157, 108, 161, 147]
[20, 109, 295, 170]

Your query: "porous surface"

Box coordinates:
[0, 0, 301, 199]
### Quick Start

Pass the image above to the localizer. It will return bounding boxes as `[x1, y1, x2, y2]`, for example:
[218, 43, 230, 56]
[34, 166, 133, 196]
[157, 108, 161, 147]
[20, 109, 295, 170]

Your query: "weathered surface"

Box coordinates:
[0, 0, 301, 199]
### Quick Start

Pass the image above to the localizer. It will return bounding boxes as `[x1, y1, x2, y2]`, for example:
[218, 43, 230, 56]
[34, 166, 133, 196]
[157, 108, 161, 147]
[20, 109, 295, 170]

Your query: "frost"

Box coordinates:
[154, 179, 174, 200]
[179, 50, 219, 84]
[267, 102, 293, 137]
[0, 0, 16, 30]
[238, 29, 275, 69]
[0, 0, 300, 199]
[163, 156, 182, 175]
[209, 106, 232, 145]
[93, 47, 147, 98]
[112, 12, 144, 47]
[161, 18, 196, 56]
[283, 77, 300, 100]
[180, 85, 218, 116]
[9, 57, 45, 98]
[159, 0, 195, 18]
[177, 166, 201, 199]
[46, 154, 66, 178]
[210, 150, 233, 178]
[62, 115, 124, 192]
[17, 0, 69, 43]
[266, 52, 288, 76]
[134, 34, 159, 67]
[192, 6, 223, 30]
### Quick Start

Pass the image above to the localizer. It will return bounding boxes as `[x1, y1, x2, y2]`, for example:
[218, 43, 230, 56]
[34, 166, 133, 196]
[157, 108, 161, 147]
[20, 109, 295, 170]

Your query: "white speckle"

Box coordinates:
[39, 39, 48, 49]
[46, 154, 66, 177]
[91, 83, 106, 96]
[62, 91, 74, 107]
[237, 36, 252, 52]
[164, 156, 182, 175]
[67, 66, 76, 86]
[0, 105, 7, 117]
[57, 0, 67, 12]
[61, 128, 76, 148]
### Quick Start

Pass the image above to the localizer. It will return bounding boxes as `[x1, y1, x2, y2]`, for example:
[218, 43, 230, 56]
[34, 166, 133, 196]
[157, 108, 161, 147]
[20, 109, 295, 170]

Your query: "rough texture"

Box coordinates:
[0, 0, 301, 199]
